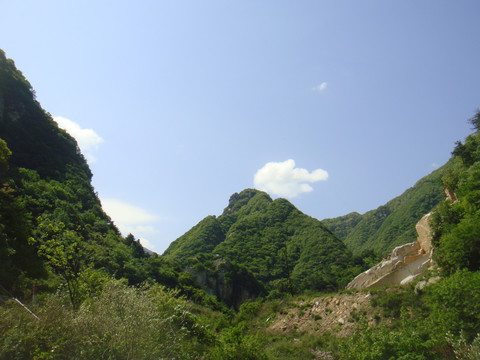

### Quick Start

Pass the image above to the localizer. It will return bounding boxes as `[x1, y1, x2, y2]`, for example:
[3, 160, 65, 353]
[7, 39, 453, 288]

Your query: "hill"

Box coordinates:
[0, 53, 91, 181]
[323, 166, 445, 255]
[0, 49, 212, 308]
[164, 189, 364, 293]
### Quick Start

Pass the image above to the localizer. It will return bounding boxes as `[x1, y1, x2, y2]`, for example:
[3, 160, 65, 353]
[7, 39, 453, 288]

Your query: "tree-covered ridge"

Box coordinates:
[0, 49, 223, 310]
[0, 50, 91, 182]
[323, 166, 445, 256]
[163, 216, 226, 260]
[431, 111, 480, 274]
[321, 212, 362, 243]
[0, 140, 45, 291]
[165, 189, 363, 293]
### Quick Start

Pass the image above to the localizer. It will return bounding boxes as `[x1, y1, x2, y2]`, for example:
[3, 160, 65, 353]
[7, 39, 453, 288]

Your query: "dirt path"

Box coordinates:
[267, 292, 377, 337]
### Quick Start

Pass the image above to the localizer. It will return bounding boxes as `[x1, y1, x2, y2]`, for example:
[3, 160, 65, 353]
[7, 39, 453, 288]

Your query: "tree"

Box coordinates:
[470, 109, 480, 133]
[30, 217, 84, 308]
[0, 138, 12, 169]
[0, 139, 44, 293]
[432, 113, 480, 274]
[124, 233, 146, 258]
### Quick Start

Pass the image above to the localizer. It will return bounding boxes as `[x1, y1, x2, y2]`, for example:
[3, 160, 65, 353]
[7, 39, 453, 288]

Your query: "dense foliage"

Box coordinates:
[321, 211, 362, 242]
[0, 51, 91, 181]
[0, 49, 223, 311]
[164, 189, 364, 294]
[431, 111, 480, 274]
[0, 279, 218, 359]
[0, 140, 45, 292]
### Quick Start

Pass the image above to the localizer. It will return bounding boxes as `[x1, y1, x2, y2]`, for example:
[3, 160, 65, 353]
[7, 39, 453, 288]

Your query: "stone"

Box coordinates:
[415, 280, 428, 293]
[400, 274, 417, 285]
[416, 213, 433, 254]
[346, 213, 435, 290]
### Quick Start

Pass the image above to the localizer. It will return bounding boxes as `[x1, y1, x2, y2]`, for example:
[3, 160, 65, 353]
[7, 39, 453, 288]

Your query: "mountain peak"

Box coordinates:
[166, 187, 355, 293]
[222, 188, 271, 215]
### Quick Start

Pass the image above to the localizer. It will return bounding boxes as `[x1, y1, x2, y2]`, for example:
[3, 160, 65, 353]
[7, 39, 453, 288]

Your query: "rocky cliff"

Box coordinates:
[186, 258, 265, 309]
[346, 213, 434, 290]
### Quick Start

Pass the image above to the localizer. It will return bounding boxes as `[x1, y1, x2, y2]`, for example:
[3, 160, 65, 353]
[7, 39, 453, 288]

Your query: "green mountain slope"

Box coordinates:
[164, 189, 360, 292]
[0, 50, 206, 306]
[0, 51, 91, 181]
[165, 215, 226, 259]
[323, 166, 445, 255]
[431, 112, 480, 274]
[321, 212, 362, 242]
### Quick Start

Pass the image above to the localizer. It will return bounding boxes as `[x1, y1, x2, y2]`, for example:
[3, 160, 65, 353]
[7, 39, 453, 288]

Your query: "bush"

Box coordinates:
[448, 332, 480, 360]
[0, 279, 212, 359]
[335, 312, 438, 360]
[425, 270, 480, 341]
[208, 322, 268, 360]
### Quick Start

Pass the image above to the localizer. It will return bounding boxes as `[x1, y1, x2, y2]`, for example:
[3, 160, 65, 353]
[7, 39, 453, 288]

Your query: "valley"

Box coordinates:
[1, 48, 480, 359]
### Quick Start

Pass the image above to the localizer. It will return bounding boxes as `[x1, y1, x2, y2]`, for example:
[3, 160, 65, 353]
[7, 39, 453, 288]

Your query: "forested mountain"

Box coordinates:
[0, 53, 91, 181]
[0, 45, 446, 303]
[0, 49, 215, 309]
[165, 189, 365, 293]
[323, 166, 446, 256]
[431, 112, 480, 274]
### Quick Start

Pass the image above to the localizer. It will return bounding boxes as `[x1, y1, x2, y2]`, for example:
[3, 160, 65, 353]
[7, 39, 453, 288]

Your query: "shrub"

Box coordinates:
[0, 279, 212, 359]
[425, 270, 480, 341]
[208, 322, 268, 360]
[448, 332, 480, 360]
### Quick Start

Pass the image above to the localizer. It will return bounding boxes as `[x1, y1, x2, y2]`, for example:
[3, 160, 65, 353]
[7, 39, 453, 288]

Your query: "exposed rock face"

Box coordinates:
[346, 213, 434, 290]
[187, 258, 264, 309]
[444, 188, 457, 201]
[416, 213, 433, 253]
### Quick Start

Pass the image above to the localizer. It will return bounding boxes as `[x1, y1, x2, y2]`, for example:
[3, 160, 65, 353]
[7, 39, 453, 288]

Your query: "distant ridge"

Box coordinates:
[323, 166, 446, 255]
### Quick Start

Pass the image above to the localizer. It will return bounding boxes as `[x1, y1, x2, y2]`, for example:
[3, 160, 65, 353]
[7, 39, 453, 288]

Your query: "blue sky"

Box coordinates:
[1, 1, 478, 252]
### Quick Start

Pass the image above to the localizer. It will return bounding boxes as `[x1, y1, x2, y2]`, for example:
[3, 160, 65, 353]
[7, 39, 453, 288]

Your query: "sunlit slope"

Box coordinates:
[164, 189, 359, 291]
[323, 166, 446, 255]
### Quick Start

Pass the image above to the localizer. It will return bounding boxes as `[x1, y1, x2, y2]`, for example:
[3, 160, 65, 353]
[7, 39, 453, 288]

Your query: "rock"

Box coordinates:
[445, 188, 457, 202]
[415, 280, 428, 293]
[416, 213, 433, 254]
[346, 213, 435, 290]
[187, 258, 264, 309]
[400, 274, 417, 285]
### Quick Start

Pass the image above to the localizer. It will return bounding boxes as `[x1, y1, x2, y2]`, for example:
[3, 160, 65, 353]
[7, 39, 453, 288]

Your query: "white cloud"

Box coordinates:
[53, 116, 103, 163]
[313, 82, 328, 92]
[254, 159, 328, 198]
[138, 237, 154, 250]
[101, 198, 157, 225]
[101, 198, 158, 249]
